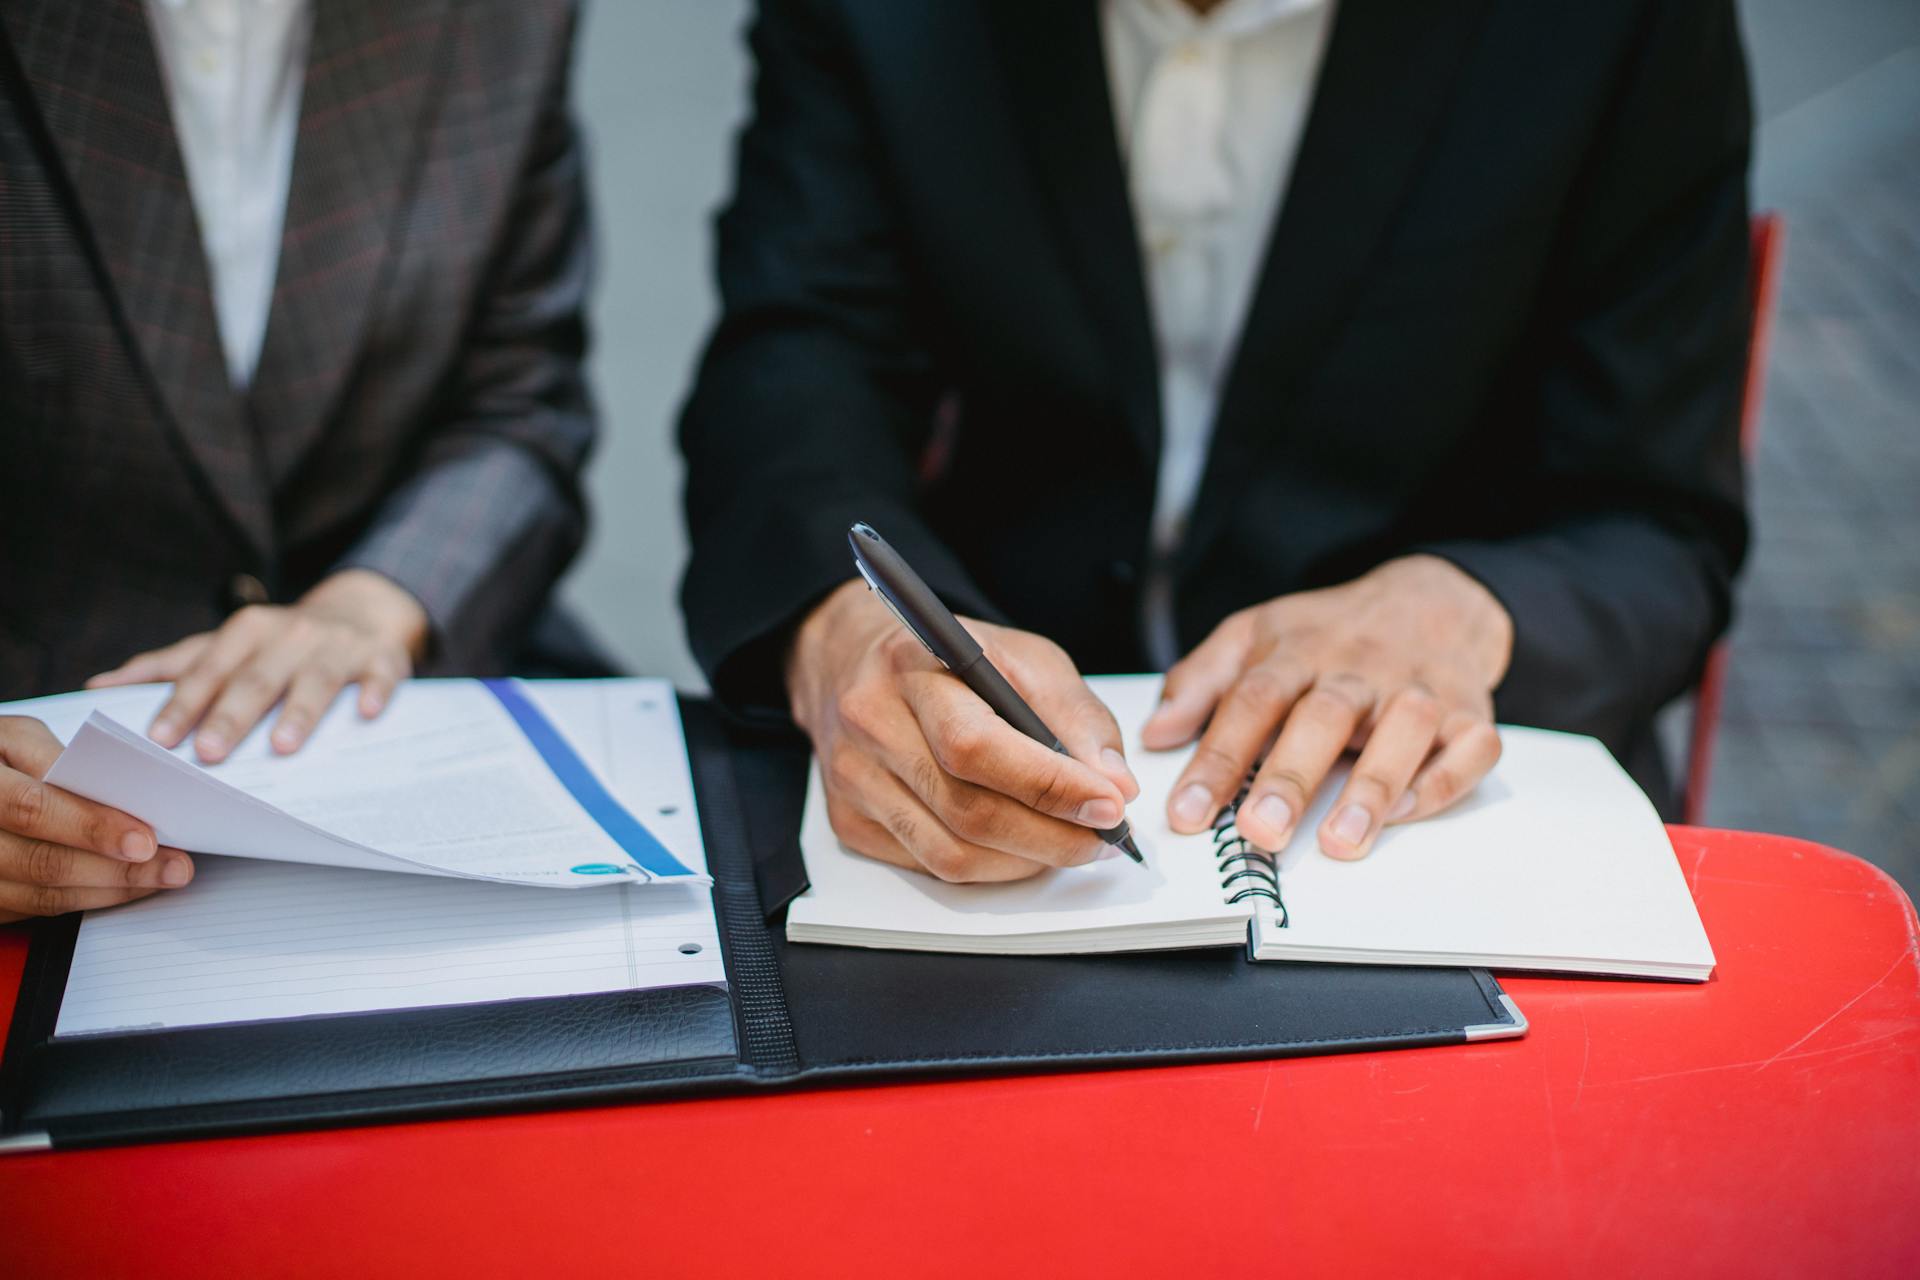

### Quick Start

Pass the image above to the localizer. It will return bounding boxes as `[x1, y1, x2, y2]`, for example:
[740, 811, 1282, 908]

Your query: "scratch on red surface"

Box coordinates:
[1252, 1064, 1275, 1134]
[1685, 843, 1707, 895]
[1751, 947, 1917, 1071]
[1571, 1006, 1592, 1114]
[1693, 872, 1885, 899]
[1602, 1026, 1917, 1089]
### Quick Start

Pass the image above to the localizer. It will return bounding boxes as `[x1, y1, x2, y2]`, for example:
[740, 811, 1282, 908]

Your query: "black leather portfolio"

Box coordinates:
[0, 699, 1526, 1150]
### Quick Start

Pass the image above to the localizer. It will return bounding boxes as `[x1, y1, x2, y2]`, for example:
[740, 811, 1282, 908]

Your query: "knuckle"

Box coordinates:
[80, 807, 114, 857]
[1341, 634, 1384, 665]
[834, 685, 883, 737]
[1345, 771, 1392, 804]
[1029, 761, 1076, 816]
[1228, 663, 1289, 710]
[229, 666, 278, 701]
[1319, 671, 1375, 707]
[881, 631, 927, 672]
[22, 839, 72, 886]
[916, 842, 972, 883]
[940, 786, 999, 845]
[1190, 742, 1244, 784]
[824, 745, 862, 795]
[1258, 766, 1313, 807]
[823, 794, 862, 842]
[1302, 683, 1363, 722]
[1391, 683, 1441, 722]
[937, 719, 990, 775]
[29, 885, 72, 917]
[878, 804, 921, 850]
[904, 751, 945, 804]
[3, 778, 51, 834]
[1424, 766, 1463, 804]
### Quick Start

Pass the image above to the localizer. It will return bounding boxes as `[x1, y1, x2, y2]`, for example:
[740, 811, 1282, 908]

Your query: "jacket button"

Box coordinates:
[227, 573, 271, 610]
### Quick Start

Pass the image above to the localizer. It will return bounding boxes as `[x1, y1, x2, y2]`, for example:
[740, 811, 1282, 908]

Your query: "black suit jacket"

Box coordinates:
[679, 0, 1752, 804]
[0, 0, 597, 700]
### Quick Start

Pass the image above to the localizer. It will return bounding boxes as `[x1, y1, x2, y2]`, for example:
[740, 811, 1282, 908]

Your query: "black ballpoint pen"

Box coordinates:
[847, 522, 1145, 864]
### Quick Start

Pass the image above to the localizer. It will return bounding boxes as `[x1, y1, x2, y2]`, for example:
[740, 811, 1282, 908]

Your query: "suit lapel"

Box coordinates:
[1178, 0, 1494, 570]
[247, 0, 450, 486]
[985, 0, 1161, 466]
[2, 0, 272, 556]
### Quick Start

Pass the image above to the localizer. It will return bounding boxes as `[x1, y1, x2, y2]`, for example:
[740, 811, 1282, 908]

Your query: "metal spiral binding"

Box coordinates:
[1212, 779, 1288, 926]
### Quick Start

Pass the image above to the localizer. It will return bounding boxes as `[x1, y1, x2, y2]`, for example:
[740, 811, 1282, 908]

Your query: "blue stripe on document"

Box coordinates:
[482, 678, 696, 880]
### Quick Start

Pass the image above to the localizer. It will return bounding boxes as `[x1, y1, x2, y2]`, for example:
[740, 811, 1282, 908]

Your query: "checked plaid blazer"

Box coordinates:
[0, 0, 596, 701]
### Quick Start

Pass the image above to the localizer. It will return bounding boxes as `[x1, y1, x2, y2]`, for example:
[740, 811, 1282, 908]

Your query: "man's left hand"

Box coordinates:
[87, 570, 430, 763]
[1141, 555, 1511, 858]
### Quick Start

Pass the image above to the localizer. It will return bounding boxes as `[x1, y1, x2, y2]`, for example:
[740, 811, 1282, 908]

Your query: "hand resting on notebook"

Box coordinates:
[1142, 555, 1510, 859]
[0, 717, 195, 922]
[787, 580, 1139, 883]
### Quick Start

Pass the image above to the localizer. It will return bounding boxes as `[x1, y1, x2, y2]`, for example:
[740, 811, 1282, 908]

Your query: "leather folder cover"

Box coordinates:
[0, 700, 1525, 1150]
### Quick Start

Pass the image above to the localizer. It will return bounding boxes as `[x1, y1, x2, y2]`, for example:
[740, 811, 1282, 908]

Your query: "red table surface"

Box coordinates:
[2, 826, 1916, 1279]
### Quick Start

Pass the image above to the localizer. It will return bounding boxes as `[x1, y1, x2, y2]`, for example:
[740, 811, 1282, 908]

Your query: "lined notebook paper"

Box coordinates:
[0, 680, 727, 1038]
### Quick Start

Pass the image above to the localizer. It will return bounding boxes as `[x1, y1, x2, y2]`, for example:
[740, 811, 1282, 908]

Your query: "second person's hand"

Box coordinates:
[787, 580, 1139, 882]
[86, 569, 430, 764]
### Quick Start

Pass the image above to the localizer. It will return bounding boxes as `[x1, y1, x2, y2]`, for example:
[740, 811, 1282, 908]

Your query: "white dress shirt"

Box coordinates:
[1101, 0, 1336, 664]
[145, 0, 312, 389]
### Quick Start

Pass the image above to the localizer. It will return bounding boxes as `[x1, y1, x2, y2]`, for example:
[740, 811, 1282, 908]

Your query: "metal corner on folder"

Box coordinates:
[1463, 993, 1529, 1041]
[0, 1129, 53, 1155]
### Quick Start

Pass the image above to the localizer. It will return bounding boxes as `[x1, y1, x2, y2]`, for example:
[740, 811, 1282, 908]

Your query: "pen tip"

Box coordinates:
[1115, 831, 1145, 864]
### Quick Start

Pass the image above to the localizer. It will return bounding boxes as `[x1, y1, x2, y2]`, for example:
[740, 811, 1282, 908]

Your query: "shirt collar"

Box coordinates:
[1121, 0, 1328, 43]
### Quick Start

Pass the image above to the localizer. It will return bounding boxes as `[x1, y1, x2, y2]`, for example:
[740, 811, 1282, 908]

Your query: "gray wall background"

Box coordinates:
[561, 2, 1920, 886]
[560, 0, 752, 690]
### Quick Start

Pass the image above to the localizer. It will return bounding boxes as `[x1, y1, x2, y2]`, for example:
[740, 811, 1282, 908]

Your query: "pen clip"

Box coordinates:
[856, 561, 942, 664]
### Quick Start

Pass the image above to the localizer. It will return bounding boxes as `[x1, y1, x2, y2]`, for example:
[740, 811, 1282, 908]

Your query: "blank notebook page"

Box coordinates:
[1251, 726, 1715, 978]
[48, 680, 724, 1037]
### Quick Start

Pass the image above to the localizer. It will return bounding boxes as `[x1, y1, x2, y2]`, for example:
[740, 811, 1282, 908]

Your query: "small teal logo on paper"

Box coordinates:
[570, 863, 626, 876]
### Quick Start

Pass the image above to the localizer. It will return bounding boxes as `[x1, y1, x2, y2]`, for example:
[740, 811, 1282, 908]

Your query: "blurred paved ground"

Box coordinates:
[567, 2, 1920, 895]
[1703, 1, 1920, 894]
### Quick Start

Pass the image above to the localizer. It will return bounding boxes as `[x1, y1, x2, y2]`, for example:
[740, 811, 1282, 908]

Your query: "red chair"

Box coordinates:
[1680, 212, 1785, 825]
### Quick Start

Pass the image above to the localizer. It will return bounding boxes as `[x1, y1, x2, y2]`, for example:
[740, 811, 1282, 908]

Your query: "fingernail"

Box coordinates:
[1388, 792, 1416, 821]
[1330, 804, 1372, 847]
[1171, 784, 1212, 829]
[272, 725, 300, 752]
[197, 733, 227, 759]
[151, 719, 178, 744]
[120, 830, 156, 862]
[1077, 798, 1122, 828]
[1254, 794, 1293, 840]
[160, 856, 193, 887]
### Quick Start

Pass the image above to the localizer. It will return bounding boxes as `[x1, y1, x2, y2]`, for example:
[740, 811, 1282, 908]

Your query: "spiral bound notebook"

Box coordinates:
[789, 675, 1715, 980]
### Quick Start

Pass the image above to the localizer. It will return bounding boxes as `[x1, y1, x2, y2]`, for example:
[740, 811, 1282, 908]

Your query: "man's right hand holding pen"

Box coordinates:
[786, 578, 1140, 883]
